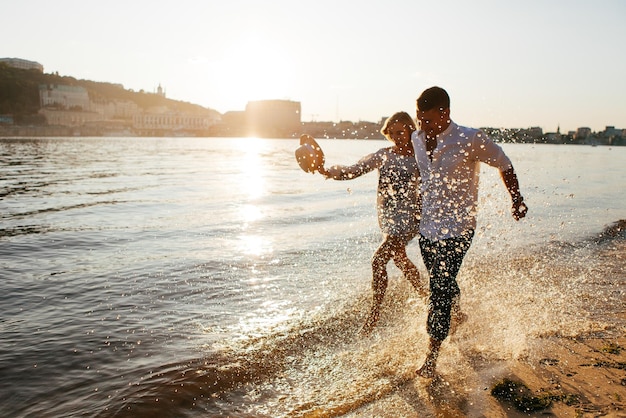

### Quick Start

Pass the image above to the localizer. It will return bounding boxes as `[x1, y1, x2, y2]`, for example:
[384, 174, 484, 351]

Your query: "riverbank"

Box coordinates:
[343, 313, 626, 417]
[506, 318, 625, 417]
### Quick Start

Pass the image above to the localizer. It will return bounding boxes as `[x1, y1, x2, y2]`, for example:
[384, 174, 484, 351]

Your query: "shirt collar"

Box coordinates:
[437, 120, 456, 139]
[416, 120, 457, 141]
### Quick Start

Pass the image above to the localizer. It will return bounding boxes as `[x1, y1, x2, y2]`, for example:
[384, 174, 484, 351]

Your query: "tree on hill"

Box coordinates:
[0, 63, 50, 119]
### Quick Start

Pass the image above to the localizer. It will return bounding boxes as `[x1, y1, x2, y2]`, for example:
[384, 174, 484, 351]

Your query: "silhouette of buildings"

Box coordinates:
[0, 57, 624, 143]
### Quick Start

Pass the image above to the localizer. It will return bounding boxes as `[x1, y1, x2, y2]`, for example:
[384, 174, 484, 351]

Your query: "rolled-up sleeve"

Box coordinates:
[473, 131, 513, 172]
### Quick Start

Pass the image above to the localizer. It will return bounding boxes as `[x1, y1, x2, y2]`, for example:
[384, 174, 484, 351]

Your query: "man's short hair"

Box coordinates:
[417, 86, 450, 112]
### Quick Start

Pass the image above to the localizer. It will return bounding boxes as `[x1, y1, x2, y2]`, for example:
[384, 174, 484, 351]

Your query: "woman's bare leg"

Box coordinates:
[361, 238, 394, 334]
[386, 236, 427, 299]
[391, 244, 427, 299]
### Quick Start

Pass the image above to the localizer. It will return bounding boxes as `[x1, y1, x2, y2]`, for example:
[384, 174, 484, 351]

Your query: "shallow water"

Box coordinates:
[1, 137, 624, 417]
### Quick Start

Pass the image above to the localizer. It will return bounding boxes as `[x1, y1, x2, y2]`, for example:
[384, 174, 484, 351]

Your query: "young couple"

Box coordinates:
[312, 86, 528, 378]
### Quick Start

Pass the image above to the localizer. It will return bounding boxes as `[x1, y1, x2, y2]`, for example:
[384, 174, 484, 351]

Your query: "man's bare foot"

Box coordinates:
[417, 352, 437, 379]
[416, 357, 436, 378]
[417, 338, 441, 378]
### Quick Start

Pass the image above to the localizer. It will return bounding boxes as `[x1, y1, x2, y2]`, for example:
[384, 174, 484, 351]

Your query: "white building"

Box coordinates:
[39, 84, 90, 110]
[90, 100, 140, 119]
[0, 57, 44, 72]
[132, 109, 220, 133]
[39, 108, 103, 127]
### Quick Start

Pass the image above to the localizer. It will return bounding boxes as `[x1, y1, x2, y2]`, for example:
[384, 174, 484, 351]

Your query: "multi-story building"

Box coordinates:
[36, 82, 221, 135]
[575, 127, 592, 140]
[90, 100, 140, 120]
[39, 108, 103, 127]
[132, 108, 220, 136]
[0, 57, 44, 72]
[39, 84, 91, 110]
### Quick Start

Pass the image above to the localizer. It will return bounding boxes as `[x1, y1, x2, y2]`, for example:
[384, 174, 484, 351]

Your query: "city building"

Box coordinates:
[39, 84, 91, 110]
[575, 127, 592, 140]
[0, 57, 44, 72]
[39, 108, 103, 127]
[132, 108, 220, 136]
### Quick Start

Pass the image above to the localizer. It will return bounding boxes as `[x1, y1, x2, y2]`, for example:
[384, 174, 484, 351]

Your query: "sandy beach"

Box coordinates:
[343, 313, 626, 417]
[504, 322, 626, 417]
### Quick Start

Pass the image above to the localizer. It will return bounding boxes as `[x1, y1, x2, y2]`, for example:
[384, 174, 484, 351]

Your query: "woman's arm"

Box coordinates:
[322, 152, 380, 180]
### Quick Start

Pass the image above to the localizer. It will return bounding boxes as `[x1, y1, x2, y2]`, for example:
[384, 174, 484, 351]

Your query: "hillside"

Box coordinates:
[0, 63, 216, 124]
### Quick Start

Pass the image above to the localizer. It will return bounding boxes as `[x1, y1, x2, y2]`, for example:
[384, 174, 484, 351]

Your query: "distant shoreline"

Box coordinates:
[1, 125, 624, 145]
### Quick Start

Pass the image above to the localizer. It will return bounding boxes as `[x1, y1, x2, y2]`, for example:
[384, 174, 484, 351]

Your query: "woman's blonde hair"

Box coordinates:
[380, 111, 417, 142]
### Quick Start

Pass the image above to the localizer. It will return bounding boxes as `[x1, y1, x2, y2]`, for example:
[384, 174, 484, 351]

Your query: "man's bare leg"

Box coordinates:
[360, 306, 380, 335]
[450, 296, 467, 335]
[417, 337, 442, 378]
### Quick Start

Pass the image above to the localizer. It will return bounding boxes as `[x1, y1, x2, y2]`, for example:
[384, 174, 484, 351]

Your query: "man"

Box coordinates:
[412, 86, 528, 377]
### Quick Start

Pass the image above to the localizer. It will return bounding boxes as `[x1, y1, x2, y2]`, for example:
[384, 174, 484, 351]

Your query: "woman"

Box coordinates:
[320, 111, 426, 334]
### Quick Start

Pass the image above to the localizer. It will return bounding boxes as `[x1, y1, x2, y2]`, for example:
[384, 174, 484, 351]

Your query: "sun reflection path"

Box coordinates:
[233, 138, 272, 257]
[240, 204, 263, 224]
[238, 234, 273, 257]
[235, 137, 267, 201]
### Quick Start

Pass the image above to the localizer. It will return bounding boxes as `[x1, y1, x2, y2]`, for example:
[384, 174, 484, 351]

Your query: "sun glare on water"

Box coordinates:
[233, 138, 273, 256]
[235, 137, 267, 201]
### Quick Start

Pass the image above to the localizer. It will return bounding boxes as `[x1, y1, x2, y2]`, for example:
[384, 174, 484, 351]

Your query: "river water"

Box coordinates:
[1, 137, 624, 417]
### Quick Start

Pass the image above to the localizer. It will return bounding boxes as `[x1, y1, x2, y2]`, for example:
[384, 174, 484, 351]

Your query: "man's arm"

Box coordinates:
[500, 168, 528, 220]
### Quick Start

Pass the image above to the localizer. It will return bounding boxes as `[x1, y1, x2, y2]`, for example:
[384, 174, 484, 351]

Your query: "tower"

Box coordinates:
[156, 83, 166, 98]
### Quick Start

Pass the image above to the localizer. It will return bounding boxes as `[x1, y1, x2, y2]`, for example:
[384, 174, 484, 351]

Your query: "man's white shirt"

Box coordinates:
[411, 121, 513, 240]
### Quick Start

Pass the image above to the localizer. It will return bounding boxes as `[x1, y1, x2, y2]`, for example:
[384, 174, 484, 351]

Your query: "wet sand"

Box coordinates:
[341, 312, 626, 417]
[505, 325, 626, 417]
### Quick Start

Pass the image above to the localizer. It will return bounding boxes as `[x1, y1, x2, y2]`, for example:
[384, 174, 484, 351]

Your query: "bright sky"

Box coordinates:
[2, 0, 625, 133]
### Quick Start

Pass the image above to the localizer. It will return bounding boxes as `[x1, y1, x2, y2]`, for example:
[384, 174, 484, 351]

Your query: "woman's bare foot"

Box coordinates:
[406, 270, 428, 299]
[359, 310, 380, 336]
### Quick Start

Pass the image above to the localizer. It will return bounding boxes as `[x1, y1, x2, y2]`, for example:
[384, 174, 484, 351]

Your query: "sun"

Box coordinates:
[214, 36, 294, 108]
